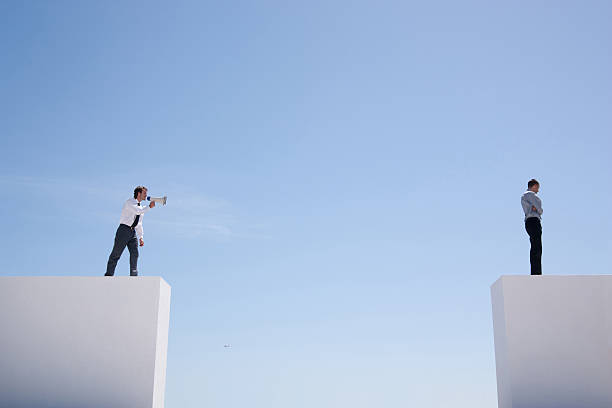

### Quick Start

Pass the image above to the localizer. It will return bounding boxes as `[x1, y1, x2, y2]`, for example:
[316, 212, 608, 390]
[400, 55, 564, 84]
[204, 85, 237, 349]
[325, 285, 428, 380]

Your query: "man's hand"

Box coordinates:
[532, 206, 538, 212]
[139, 238, 144, 247]
[149, 201, 156, 208]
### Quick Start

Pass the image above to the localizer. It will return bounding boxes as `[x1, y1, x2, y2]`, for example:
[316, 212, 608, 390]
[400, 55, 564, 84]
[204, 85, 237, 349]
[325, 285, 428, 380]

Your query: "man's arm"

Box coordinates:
[128, 201, 153, 215]
[136, 222, 144, 246]
[521, 195, 533, 215]
[522, 193, 543, 215]
[532, 195, 543, 215]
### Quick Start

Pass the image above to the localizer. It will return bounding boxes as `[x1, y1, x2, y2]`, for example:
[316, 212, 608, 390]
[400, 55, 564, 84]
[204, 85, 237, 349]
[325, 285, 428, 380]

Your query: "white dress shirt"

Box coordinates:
[119, 198, 151, 240]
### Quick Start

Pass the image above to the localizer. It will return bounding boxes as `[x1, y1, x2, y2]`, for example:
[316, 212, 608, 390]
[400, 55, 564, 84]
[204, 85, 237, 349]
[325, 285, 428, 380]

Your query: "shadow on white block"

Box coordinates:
[0, 276, 171, 408]
[491, 275, 612, 408]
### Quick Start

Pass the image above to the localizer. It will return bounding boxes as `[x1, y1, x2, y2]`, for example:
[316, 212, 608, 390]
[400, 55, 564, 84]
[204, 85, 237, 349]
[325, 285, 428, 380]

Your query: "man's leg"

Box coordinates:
[532, 221, 542, 275]
[106, 227, 129, 276]
[526, 219, 542, 275]
[127, 236, 139, 276]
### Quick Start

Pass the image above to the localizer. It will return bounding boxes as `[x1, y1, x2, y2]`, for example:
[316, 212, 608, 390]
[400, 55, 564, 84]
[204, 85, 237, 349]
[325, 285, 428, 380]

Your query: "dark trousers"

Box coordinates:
[105, 224, 139, 276]
[525, 217, 542, 275]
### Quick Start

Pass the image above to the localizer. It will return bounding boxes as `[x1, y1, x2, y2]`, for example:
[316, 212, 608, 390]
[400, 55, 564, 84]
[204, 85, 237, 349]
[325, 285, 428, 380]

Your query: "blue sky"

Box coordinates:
[1, 1, 611, 407]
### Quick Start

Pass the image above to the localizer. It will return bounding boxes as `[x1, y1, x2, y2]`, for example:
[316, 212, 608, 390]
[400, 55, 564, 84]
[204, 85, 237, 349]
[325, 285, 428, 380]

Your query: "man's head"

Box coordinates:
[527, 179, 540, 193]
[134, 186, 148, 202]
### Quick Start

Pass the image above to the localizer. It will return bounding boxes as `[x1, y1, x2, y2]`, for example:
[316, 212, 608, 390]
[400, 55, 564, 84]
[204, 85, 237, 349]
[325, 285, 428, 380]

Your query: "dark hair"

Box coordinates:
[527, 179, 539, 189]
[134, 186, 147, 198]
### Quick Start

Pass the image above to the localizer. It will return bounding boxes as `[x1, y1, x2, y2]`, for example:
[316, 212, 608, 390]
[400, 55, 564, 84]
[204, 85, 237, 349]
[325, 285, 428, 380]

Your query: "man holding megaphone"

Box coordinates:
[105, 186, 161, 277]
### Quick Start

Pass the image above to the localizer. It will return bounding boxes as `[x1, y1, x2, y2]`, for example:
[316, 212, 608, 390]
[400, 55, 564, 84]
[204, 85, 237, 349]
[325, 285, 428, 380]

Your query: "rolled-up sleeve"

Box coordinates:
[128, 202, 150, 215]
[521, 192, 543, 218]
[135, 222, 144, 240]
[521, 195, 533, 215]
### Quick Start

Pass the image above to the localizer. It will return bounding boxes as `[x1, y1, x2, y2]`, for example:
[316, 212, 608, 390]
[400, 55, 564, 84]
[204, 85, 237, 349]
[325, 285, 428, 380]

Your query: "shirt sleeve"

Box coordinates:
[536, 197, 543, 215]
[521, 194, 532, 215]
[521, 193, 543, 216]
[128, 201, 151, 215]
[135, 221, 144, 240]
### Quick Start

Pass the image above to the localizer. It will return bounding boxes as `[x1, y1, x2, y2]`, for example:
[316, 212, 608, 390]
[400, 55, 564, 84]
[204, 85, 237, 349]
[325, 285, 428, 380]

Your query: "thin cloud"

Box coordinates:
[0, 175, 267, 241]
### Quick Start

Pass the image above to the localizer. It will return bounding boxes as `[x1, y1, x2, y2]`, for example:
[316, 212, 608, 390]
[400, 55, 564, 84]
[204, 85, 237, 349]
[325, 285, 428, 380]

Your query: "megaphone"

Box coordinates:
[147, 196, 167, 205]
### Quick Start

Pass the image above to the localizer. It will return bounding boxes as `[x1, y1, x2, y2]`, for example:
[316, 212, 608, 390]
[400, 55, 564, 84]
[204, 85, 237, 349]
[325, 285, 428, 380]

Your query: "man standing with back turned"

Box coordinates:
[521, 179, 543, 275]
[105, 186, 155, 277]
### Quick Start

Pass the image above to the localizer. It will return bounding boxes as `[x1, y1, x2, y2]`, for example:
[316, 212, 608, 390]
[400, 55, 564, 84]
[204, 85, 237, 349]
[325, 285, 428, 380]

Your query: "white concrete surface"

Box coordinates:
[0, 276, 171, 408]
[491, 275, 612, 408]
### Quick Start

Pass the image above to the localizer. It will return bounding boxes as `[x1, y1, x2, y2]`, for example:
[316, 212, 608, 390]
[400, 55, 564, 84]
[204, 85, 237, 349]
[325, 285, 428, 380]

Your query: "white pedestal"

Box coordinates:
[491, 275, 612, 408]
[0, 276, 171, 408]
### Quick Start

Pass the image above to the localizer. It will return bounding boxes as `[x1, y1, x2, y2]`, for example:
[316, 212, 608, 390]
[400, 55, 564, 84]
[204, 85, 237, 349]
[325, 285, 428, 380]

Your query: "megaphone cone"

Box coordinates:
[147, 196, 167, 205]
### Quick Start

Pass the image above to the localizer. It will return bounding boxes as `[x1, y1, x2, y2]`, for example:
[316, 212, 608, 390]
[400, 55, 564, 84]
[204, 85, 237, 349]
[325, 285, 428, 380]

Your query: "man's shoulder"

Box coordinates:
[122, 198, 137, 207]
[522, 191, 534, 199]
